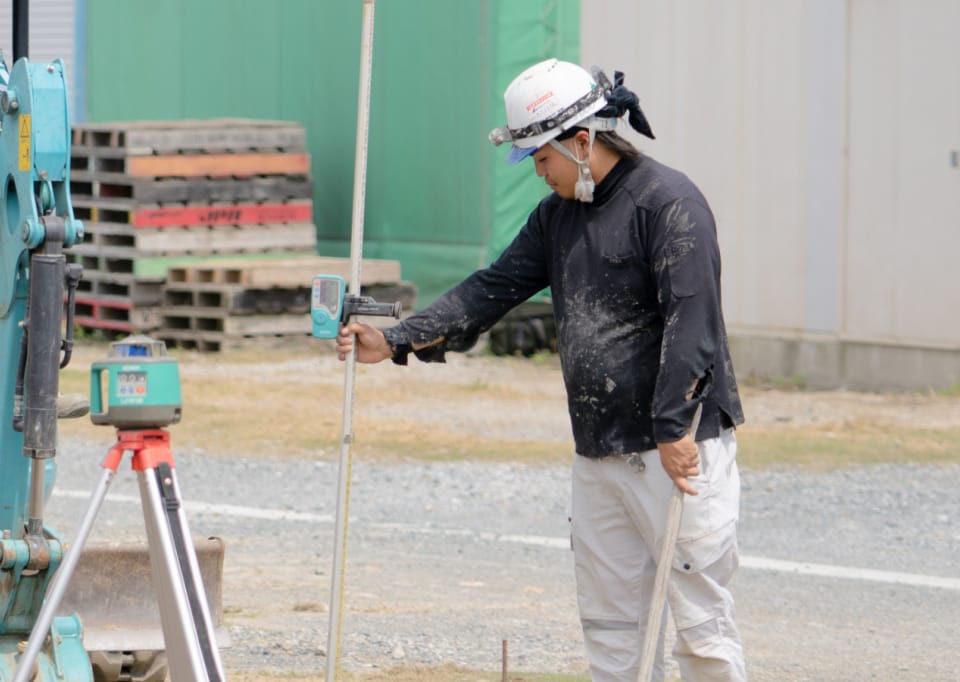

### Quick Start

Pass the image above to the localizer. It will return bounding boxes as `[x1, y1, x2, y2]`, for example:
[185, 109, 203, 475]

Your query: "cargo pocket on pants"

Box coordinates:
[672, 430, 740, 573]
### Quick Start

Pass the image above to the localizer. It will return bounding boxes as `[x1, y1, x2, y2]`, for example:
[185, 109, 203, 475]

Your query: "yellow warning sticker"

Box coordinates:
[19, 114, 30, 171]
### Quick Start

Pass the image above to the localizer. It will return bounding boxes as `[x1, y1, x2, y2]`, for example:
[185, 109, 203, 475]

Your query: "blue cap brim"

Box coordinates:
[506, 145, 536, 164]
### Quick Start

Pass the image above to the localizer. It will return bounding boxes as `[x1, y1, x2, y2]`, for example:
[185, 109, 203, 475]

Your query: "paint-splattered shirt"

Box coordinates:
[383, 155, 744, 458]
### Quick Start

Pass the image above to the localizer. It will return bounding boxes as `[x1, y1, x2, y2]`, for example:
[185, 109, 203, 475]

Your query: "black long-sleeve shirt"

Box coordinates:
[383, 155, 744, 458]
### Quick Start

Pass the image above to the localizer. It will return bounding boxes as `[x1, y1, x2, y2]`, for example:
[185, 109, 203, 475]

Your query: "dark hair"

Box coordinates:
[556, 127, 642, 161]
[595, 130, 642, 161]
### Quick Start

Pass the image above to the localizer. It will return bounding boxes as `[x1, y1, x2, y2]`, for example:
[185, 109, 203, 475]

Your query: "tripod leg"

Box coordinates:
[156, 461, 224, 678]
[12, 466, 116, 682]
[138, 465, 224, 682]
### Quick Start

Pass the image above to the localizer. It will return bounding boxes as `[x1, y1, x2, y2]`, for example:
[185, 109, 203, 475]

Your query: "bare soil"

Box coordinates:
[61, 340, 960, 466]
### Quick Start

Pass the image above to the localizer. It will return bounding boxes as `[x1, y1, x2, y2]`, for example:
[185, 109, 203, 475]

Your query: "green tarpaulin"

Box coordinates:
[85, 0, 580, 306]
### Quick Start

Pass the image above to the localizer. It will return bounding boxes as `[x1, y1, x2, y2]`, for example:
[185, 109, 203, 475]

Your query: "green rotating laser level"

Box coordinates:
[89, 335, 182, 429]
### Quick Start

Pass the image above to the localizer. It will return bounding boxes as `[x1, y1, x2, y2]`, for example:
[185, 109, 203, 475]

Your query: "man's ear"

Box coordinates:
[575, 129, 591, 155]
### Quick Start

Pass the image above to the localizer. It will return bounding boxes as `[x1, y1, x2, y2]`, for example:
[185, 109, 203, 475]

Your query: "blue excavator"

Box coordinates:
[0, 3, 91, 677]
[0, 3, 224, 680]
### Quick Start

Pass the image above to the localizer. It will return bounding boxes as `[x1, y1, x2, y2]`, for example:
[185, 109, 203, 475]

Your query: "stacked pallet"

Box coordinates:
[157, 256, 415, 352]
[69, 119, 316, 333]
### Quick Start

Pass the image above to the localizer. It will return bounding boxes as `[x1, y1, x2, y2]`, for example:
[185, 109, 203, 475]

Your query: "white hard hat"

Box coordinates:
[489, 59, 609, 164]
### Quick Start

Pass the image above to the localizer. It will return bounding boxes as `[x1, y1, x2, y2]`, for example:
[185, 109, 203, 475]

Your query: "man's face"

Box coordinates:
[532, 136, 583, 200]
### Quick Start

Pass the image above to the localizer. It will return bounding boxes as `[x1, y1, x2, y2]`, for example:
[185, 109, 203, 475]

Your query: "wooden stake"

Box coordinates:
[502, 639, 508, 682]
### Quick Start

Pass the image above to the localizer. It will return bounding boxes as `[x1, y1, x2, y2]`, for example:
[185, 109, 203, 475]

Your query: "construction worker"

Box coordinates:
[337, 58, 746, 681]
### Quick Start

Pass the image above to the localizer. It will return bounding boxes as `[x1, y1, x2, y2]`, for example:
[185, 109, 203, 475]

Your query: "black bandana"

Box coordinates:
[594, 69, 655, 140]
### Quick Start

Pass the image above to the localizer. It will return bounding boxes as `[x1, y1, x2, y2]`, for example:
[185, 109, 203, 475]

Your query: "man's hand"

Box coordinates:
[657, 435, 700, 496]
[336, 322, 393, 363]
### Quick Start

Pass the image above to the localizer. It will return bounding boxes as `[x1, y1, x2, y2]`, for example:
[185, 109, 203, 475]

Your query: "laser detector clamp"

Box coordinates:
[310, 274, 401, 339]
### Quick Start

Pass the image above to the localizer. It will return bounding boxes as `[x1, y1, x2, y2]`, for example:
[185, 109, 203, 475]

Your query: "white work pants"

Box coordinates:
[571, 429, 745, 682]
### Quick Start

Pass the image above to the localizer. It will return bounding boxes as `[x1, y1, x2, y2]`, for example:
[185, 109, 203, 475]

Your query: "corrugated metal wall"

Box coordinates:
[582, 0, 960, 388]
[82, 0, 578, 304]
[0, 0, 77, 110]
[581, 0, 845, 336]
[844, 0, 960, 349]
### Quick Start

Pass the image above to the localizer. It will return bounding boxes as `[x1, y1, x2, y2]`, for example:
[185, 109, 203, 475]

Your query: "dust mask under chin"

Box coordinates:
[548, 138, 596, 203]
[575, 165, 595, 202]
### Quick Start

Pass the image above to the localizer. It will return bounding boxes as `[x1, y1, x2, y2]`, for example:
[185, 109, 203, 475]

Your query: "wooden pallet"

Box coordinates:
[155, 330, 314, 353]
[160, 309, 309, 336]
[160, 280, 415, 316]
[74, 295, 161, 333]
[70, 148, 310, 179]
[162, 283, 311, 315]
[72, 225, 315, 268]
[70, 173, 313, 204]
[71, 119, 307, 154]
[156, 268, 413, 353]
[166, 256, 402, 288]
[359, 281, 419, 312]
[75, 270, 164, 306]
[71, 251, 321, 281]
[79, 221, 317, 255]
[72, 199, 313, 228]
[156, 308, 405, 353]
[65, 119, 326, 341]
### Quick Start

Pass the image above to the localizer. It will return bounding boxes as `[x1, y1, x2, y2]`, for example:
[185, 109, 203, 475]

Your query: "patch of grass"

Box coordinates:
[737, 420, 960, 470]
[56, 344, 960, 471]
[468, 377, 491, 391]
[528, 350, 562, 367]
[353, 422, 570, 464]
[771, 374, 807, 391]
[56, 357, 573, 464]
[741, 372, 807, 391]
[930, 383, 960, 397]
[292, 601, 326, 613]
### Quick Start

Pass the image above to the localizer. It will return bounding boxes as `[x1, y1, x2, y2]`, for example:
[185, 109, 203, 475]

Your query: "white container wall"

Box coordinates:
[582, 0, 960, 389]
[845, 0, 960, 349]
[0, 0, 78, 109]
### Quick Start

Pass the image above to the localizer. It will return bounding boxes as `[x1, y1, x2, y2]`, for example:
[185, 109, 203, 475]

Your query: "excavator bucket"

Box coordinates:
[57, 537, 228, 682]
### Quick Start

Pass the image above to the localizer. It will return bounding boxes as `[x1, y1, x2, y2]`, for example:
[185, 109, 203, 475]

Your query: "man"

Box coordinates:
[337, 58, 746, 681]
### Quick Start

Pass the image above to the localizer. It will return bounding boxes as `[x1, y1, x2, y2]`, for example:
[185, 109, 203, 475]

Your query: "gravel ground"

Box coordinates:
[43, 448, 960, 681]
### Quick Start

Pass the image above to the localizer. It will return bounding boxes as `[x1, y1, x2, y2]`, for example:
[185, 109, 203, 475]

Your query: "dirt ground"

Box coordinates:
[63, 339, 960, 464]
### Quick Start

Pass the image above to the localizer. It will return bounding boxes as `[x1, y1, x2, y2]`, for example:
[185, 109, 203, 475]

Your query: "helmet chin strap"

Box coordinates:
[548, 130, 597, 202]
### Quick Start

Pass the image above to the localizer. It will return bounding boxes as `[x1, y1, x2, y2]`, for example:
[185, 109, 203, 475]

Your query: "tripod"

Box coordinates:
[13, 429, 225, 682]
